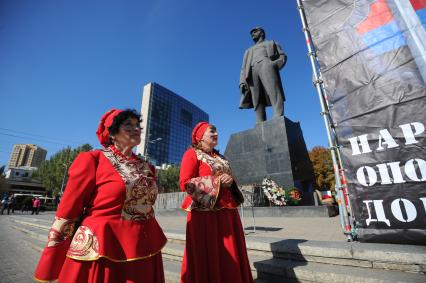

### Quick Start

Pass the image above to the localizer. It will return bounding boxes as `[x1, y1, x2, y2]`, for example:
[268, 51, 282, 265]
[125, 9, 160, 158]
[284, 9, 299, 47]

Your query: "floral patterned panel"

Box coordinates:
[46, 217, 77, 247]
[185, 175, 220, 210]
[67, 226, 99, 260]
[194, 148, 232, 177]
[103, 148, 158, 221]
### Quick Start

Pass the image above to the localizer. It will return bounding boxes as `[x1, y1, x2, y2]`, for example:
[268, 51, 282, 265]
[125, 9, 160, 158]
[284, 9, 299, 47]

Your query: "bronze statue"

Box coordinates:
[239, 27, 287, 123]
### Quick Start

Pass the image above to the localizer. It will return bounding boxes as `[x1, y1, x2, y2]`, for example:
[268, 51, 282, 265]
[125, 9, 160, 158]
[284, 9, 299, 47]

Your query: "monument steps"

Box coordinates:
[7, 216, 426, 282]
[155, 205, 338, 217]
[245, 238, 426, 273]
[255, 258, 426, 283]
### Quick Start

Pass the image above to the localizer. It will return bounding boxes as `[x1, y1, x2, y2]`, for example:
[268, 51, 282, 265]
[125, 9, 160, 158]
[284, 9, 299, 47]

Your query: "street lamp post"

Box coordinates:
[60, 163, 69, 195]
[60, 150, 71, 195]
[144, 137, 162, 163]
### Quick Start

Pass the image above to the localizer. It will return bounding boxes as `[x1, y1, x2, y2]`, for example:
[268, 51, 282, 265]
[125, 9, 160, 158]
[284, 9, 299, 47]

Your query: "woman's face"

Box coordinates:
[201, 126, 218, 150]
[112, 117, 142, 148]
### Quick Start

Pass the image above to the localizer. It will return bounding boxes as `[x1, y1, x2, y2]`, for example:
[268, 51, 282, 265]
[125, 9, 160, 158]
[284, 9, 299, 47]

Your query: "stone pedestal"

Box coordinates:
[225, 116, 315, 204]
[224, 117, 294, 188]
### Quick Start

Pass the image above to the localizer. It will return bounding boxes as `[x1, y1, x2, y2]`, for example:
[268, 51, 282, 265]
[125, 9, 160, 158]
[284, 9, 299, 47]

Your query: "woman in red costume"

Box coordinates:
[34, 109, 167, 283]
[179, 122, 253, 283]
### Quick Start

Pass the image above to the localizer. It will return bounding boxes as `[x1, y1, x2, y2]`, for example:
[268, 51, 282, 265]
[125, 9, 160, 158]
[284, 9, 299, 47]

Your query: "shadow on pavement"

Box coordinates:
[244, 226, 282, 232]
[254, 239, 308, 282]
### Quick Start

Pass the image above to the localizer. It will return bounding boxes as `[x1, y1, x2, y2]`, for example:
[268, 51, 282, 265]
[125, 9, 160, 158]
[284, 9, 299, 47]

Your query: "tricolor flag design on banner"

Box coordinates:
[357, 0, 426, 54]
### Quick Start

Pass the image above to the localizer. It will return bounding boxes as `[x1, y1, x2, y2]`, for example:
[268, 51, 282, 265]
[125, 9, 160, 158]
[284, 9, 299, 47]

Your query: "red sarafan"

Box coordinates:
[179, 122, 253, 283]
[34, 109, 166, 283]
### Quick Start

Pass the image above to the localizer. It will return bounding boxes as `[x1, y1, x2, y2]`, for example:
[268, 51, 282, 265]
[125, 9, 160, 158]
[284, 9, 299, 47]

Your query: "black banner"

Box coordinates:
[303, 0, 426, 244]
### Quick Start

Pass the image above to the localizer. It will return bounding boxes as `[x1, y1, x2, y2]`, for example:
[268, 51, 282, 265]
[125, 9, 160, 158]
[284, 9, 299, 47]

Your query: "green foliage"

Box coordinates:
[33, 144, 93, 196]
[308, 146, 335, 191]
[0, 173, 9, 193]
[285, 187, 302, 205]
[157, 165, 180, 193]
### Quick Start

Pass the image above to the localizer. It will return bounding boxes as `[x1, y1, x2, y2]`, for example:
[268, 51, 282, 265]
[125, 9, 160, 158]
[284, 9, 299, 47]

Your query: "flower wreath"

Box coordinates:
[261, 178, 302, 206]
[261, 178, 287, 206]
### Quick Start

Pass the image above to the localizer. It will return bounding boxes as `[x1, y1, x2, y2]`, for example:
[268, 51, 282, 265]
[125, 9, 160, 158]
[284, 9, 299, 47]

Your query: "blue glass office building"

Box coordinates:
[137, 82, 209, 165]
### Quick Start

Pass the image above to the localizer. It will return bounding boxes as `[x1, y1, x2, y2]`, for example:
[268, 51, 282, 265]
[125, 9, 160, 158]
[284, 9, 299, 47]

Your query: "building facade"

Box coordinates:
[8, 144, 47, 169]
[5, 166, 37, 181]
[136, 82, 209, 165]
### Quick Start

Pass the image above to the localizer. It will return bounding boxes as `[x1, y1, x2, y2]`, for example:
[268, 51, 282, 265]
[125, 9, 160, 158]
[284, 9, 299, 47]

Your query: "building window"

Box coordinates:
[180, 109, 192, 127]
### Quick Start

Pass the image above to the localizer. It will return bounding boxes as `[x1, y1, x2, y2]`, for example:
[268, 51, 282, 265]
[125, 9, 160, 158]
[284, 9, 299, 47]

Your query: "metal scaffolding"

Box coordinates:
[296, 0, 356, 241]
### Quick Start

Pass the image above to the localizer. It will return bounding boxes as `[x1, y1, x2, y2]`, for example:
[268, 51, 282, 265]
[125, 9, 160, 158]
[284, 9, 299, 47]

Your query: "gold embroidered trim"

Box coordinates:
[193, 148, 232, 177]
[212, 176, 221, 208]
[66, 226, 99, 260]
[34, 277, 54, 283]
[185, 175, 220, 210]
[66, 241, 166, 262]
[46, 217, 77, 247]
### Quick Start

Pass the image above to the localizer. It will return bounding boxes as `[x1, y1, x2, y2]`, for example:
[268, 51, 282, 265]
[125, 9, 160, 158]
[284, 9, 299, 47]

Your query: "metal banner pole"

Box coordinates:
[318, 71, 356, 226]
[296, 0, 355, 241]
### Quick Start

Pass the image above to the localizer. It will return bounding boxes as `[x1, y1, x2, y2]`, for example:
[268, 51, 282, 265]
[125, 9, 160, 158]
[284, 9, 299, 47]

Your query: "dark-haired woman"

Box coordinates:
[179, 122, 253, 283]
[34, 109, 167, 283]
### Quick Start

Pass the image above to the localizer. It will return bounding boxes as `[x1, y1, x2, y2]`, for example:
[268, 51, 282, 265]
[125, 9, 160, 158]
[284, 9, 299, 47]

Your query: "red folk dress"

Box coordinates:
[34, 146, 167, 283]
[179, 147, 253, 283]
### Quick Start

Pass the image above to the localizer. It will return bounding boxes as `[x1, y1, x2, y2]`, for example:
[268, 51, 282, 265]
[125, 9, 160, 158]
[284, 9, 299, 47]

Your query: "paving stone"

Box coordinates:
[0, 216, 39, 282]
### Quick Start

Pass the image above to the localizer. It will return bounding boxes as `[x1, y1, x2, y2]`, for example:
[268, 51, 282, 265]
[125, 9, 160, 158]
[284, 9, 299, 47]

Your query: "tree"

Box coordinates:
[308, 146, 335, 191]
[157, 165, 180, 193]
[0, 170, 10, 194]
[34, 144, 93, 196]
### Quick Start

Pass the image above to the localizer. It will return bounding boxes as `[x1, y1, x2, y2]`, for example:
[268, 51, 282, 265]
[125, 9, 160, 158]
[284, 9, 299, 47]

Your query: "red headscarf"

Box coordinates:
[192, 121, 210, 144]
[96, 109, 123, 147]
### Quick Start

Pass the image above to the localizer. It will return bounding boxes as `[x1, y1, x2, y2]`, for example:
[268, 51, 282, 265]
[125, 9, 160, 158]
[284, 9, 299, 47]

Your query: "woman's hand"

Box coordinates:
[220, 173, 234, 187]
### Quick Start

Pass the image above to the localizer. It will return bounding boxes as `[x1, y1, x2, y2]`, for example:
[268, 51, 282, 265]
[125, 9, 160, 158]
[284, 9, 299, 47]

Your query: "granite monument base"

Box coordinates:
[224, 116, 294, 189]
[225, 116, 315, 205]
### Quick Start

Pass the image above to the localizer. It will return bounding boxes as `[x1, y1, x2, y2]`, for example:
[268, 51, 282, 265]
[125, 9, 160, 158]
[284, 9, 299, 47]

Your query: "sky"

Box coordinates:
[0, 0, 328, 167]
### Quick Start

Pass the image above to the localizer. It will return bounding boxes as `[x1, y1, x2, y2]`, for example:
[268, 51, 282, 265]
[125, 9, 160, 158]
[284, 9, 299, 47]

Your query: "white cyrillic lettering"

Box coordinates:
[376, 163, 392, 185]
[357, 166, 377, 186]
[405, 159, 426, 181]
[376, 129, 399, 151]
[391, 198, 417, 222]
[349, 134, 372, 155]
[420, 197, 426, 213]
[356, 159, 426, 186]
[364, 200, 391, 226]
[399, 122, 425, 145]
[387, 162, 406, 184]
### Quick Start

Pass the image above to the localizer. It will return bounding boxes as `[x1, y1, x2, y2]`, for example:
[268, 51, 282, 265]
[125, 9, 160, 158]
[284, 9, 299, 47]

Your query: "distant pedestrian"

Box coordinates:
[31, 197, 37, 215]
[22, 197, 32, 214]
[34, 197, 41, 214]
[0, 196, 7, 215]
[21, 202, 29, 214]
[55, 195, 60, 207]
[6, 194, 15, 214]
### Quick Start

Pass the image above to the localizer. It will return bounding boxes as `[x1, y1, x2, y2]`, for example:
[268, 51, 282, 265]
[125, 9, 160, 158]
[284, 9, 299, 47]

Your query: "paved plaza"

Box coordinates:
[0, 215, 41, 283]
[0, 210, 346, 282]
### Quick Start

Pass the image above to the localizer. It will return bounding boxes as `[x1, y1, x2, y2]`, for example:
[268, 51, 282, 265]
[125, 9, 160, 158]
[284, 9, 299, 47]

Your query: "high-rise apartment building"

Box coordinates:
[8, 144, 47, 169]
[137, 82, 209, 165]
